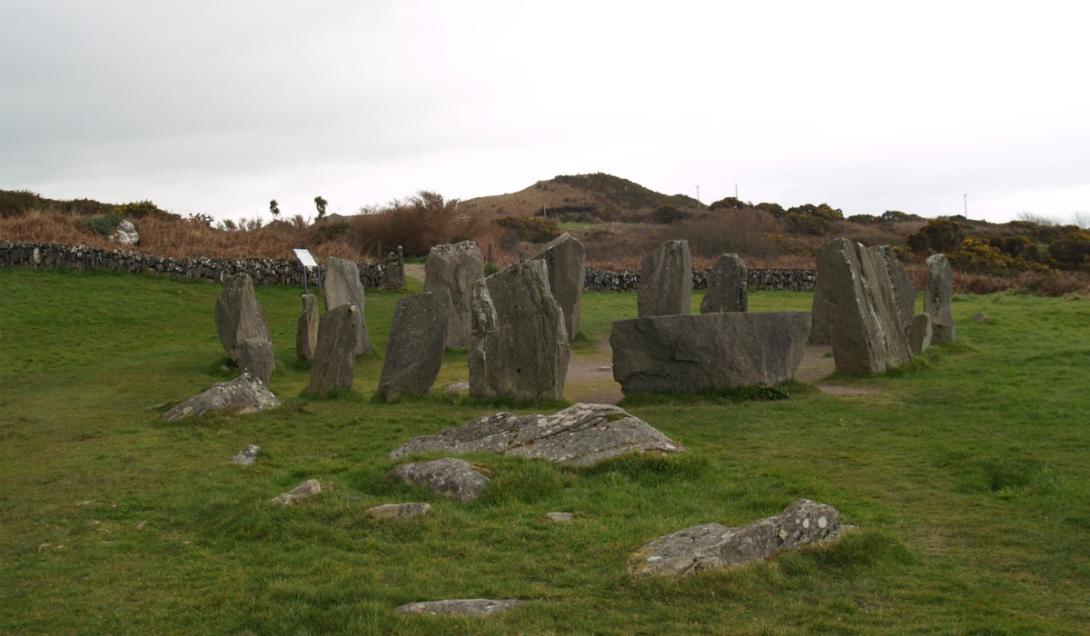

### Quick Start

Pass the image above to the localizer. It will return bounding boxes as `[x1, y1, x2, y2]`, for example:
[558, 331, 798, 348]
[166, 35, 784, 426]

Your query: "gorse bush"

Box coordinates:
[493, 215, 561, 244]
[85, 214, 123, 236]
[908, 219, 965, 254]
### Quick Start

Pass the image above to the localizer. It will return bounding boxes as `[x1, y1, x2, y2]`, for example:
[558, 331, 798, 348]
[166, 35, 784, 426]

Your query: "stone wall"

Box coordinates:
[0, 242, 816, 292]
[584, 267, 815, 292]
[0, 242, 387, 288]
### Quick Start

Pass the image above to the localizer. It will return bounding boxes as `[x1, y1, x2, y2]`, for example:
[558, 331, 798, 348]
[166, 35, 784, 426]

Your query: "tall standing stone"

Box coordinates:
[384, 246, 405, 291]
[296, 294, 319, 363]
[872, 245, 915, 328]
[425, 241, 484, 349]
[700, 253, 748, 313]
[815, 238, 912, 375]
[809, 280, 831, 345]
[307, 304, 359, 396]
[214, 273, 274, 381]
[531, 233, 586, 340]
[469, 260, 570, 401]
[323, 257, 371, 356]
[925, 253, 955, 344]
[637, 240, 692, 317]
[376, 291, 450, 402]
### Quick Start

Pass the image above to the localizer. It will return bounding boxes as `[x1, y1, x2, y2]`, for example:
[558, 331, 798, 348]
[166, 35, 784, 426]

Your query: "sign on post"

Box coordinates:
[293, 248, 319, 295]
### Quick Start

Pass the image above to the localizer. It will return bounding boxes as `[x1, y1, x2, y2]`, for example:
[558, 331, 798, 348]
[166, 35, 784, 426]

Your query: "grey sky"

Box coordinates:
[2, 1, 1088, 222]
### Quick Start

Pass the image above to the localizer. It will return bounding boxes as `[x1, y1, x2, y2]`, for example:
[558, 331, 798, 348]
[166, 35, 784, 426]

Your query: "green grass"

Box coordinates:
[1, 269, 1089, 634]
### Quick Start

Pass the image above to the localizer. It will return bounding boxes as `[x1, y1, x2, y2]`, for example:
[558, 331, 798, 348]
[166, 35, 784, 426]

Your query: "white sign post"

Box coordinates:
[293, 248, 319, 295]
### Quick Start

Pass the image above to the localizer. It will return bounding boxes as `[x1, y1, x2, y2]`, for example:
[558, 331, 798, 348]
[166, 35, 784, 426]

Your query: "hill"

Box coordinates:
[461, 172, 706, 223]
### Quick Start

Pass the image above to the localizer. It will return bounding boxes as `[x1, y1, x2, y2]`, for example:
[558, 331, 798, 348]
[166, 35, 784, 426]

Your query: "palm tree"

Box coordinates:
[314, 196, 327, 219]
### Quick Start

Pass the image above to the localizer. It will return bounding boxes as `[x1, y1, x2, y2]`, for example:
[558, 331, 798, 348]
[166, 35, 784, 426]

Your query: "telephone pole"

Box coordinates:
[963, 193, 968, 217]
[695, 185, 701, 202]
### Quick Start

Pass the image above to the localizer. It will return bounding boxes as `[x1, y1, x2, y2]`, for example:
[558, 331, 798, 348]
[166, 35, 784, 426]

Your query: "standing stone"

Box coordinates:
[872, 245, 915, 328]
[815, 238, 912, 375]
[323, 257, 372, 356]
[376, 291, 450, 402]
[611, 312, 811, 394]
[531, 233, 586, 340]
[925, 253, 955, 344]
[700, 253, 748, 313]
[296, 294, 319, 363]
[214, 273, 274, 379]
[909, 313, 932, 356]
[469, 260, 570, 401]
[809, 280, 831, 345]
[384, 246, 405, 291]
[425, 241, 484, 348]
[637, 240, 692, 317]
[307, 304, 359, 396]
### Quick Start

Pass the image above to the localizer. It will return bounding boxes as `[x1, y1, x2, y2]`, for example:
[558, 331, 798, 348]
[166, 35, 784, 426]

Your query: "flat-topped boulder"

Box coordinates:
[925, 253, 955, 343]
[630, 499, 848, 577]
[324, 257, 371, 355]
[425, 241, 483, 348]
[214, 273, 273, 377]
[390, 403, 683, 466]
[376, 291, 450, 402]
[637, 240, 692, 317]
[307, 304, 359, 396]
[700, 253, 747, 313]
[468, 260, 570, 401]
[814, 238, 912, 375]
[164, 373, 280, 422]
[531, 233, 586, 340]
[610, 312, 811, 394]
[391, 458, 490, 502]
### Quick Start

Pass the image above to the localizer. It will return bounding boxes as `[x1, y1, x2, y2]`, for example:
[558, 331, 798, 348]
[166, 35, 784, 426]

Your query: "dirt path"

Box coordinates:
[564, 341, 623, 404]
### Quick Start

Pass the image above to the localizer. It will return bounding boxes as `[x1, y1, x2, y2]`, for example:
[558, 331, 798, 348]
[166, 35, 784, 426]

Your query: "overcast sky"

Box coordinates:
[2, 1, 1089, 222]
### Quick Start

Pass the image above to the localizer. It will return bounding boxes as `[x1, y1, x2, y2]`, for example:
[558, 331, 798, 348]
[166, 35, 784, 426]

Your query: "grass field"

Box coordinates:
[1, 268, 1089, 634]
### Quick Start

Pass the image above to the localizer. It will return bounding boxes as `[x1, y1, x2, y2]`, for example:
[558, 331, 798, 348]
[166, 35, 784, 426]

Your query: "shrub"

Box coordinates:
[85, 214, 123, 236]
[493, 216, 561, 243]
[1048, 237, 1090, 271]
[649, 206, 686, 224]
[708, 196, 747, 211]
[350, 191, 487, 257]
[949, 238, 1048, 274]
[907, 219, 964, 254]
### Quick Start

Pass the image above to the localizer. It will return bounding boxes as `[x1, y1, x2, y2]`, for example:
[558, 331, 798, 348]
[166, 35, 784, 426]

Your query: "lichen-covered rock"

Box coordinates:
[531, 233, 586, 340]
[237, 338, 275, 385]
[425, 241, 484, 348]
[395, 599, 524, 616]
[909, 313, 932, 356]
[296, 294, 319, 363]
[366, 502, 431, 520]
[631, 500, 847, 577]
[384, 247, 405, 290]
[815, 238, 912, 375]
[872, 245, 915, 327]
[214, 273, 272, 364]
[391, 458, 489, 502]
[163, 373, 280, 422]
[230, 444, 260, 466]
[610, 312, 811, 394]
[324, 257, 372, 355]
[925, 253, 955, 344]
[270, 479, 321, 505]
[376, 291, 450, 402]
[307, 304, 359, 396]
[110, 219, 140, 246]
[390, 403, 683, 466]
[468, 260, 570, 401]
[637, 240, 692, 317]
[700, 253, 747, 313]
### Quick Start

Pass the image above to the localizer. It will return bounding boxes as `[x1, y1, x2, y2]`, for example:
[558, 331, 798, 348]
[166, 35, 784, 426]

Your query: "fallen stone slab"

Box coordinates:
[545, 512, 574, 523]
[270, 479, 321, 505]
[700, 252, 747, 313]
[610, 312, 811, 394]
[395, 599, 524, 616]
[630, 499, 848, 577]
[637, 239, 692, 317]
[391, 458, 490, 503]
[468, 260, 570, 401]
[324, 256, 372, 355]
[425, 241, 484, 348]
[376, 290, 450, 402]
[366, 502, 431, 520]
[163, 373, 280, 422]
[230, 444, 260, 466]
[389, 403, 683, 466]
[532, 233, 586, 340]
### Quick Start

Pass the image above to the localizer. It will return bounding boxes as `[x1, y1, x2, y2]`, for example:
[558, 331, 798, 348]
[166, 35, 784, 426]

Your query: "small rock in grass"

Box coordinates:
[545, 512, 574, 523]
[972, 312, 989, 322]
[366, 502, 431, 520]
[230, 444, 260, 465]
[445, 382, 470, 396]
[391, 458, 489, 503]
[270, 479, 321, 505]
[395, 599, 524, 616]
